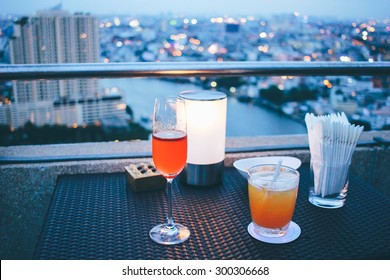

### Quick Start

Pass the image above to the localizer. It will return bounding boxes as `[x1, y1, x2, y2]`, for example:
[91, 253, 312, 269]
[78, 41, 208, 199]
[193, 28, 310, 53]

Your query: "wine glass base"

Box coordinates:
[149, 223, 190, 245]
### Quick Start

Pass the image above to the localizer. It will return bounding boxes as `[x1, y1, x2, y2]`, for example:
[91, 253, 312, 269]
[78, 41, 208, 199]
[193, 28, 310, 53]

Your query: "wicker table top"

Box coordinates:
[35, 164, 390, 260]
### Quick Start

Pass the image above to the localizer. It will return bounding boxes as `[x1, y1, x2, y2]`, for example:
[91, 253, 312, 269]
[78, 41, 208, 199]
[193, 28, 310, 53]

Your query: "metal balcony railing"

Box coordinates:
[0, 61, 389, 164]
[1, 61, 390, 81]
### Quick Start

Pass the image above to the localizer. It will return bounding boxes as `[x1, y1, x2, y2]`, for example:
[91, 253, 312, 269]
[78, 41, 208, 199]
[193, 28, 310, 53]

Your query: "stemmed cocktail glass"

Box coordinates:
[149, 96, 190, 245]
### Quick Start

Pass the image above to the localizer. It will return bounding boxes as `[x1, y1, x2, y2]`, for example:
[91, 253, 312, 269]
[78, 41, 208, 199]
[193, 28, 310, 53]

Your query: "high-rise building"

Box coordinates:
[2, 8, 126, 129]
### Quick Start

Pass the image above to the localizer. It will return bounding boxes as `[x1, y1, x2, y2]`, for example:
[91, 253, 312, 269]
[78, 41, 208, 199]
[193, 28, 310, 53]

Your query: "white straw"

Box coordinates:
[272, 159, 283, 182]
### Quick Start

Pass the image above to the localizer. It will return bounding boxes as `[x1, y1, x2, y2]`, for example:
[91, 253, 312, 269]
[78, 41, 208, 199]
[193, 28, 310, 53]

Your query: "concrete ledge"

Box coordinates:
[1, 131, 389, 259]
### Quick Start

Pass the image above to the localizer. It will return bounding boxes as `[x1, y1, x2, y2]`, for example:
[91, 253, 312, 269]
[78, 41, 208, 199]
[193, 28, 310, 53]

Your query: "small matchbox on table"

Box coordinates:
[125, 162, 166, 192]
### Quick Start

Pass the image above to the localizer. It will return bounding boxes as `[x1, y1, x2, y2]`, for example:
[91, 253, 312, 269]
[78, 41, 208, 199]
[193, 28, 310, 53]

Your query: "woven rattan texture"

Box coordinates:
[35, 165, 390, 259]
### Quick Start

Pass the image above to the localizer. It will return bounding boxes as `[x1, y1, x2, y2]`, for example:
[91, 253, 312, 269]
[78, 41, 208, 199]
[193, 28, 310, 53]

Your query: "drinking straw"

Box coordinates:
[272, 159, 283, 183]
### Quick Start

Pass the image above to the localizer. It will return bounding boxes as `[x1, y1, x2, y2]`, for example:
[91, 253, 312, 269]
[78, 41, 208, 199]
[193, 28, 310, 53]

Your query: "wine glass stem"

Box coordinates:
[166, 178, 175, 227]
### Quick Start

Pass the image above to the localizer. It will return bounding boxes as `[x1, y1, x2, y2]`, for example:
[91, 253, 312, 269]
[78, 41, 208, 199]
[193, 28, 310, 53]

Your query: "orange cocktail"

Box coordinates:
[248, 165, 299, 237]
[152, 130, 187, 179]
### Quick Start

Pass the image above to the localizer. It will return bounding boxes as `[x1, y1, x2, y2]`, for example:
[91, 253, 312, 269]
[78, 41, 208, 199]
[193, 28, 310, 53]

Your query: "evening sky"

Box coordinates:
[0, 0, 389, 20]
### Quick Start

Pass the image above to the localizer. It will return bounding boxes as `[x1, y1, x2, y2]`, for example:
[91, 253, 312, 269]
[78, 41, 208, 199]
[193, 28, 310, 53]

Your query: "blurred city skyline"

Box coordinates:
[0, 0, 389, 20]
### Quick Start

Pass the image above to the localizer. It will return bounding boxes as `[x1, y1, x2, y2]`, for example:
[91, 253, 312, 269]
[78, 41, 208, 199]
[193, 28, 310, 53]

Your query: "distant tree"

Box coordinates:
[350, 119, 371, 131]
[260, 85, 285, 104]
[126, 105, 134, 120]
[0, 120, 151, 146]
[216, 77, 244, 89]
[260, 84, 317, 104]
[289, 85, 317, 102]
[0, 125, 11, 146]
[382, 124, 390, 131]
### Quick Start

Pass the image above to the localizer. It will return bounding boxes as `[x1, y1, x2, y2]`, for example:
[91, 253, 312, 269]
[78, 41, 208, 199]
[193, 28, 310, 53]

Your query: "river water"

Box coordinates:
[101, 78, 306, 137]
